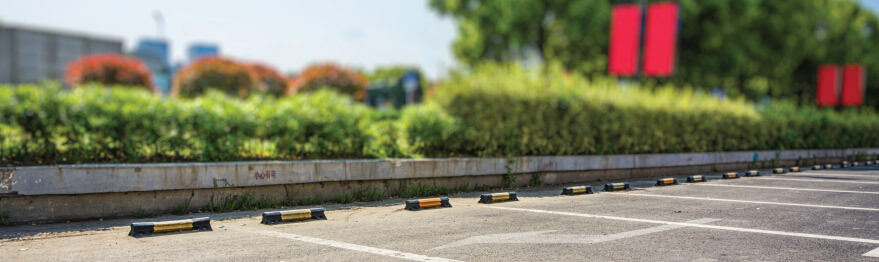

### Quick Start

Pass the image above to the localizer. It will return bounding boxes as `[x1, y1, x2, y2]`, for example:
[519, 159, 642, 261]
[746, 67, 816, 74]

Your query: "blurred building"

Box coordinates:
[187, 43, 219, 62]
[131, 39, 172, 93]
[0, 23, 123, 84]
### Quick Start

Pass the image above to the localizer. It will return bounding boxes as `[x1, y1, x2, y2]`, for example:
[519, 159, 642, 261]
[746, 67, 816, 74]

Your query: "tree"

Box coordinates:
[172, 57, 260, 99]
[248, 63, 288, 96]
[430, 0, 879, 106]
[287, 63, 369, 99]
[64, 54, 155, 92]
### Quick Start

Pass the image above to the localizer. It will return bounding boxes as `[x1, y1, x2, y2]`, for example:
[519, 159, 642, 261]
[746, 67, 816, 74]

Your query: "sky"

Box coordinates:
[0, 0, 458, 80]
[3, 0, 878, 81]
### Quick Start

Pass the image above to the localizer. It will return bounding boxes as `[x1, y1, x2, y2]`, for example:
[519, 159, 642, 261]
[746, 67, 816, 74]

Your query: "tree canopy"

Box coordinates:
[430, 0, 879, 107]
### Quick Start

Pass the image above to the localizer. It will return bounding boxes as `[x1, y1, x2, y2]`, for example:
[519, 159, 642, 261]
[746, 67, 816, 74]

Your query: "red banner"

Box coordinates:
[608, 4, 643, 77]
[817, 65, 840, 107]
[641, 2, 679, 77]
[841, 64, 866, 107]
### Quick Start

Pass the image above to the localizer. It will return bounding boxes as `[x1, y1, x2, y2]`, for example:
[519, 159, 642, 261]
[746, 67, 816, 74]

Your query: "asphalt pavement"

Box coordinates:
[1, 165, 878, 261]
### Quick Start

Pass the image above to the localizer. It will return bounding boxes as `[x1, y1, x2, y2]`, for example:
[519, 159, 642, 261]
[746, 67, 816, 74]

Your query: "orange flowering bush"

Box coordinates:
[287, 63, 368, 99]
[64, 54, 155, 92]
[172, 57, 260, 98]
[248, 63, 288, 96]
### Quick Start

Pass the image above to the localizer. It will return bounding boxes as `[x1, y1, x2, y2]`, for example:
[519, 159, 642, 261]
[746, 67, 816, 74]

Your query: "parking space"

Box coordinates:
[1, 166, 878, 261]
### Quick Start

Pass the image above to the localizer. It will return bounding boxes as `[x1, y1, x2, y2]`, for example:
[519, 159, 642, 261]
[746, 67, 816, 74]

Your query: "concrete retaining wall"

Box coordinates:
[0, 148, 876, 223]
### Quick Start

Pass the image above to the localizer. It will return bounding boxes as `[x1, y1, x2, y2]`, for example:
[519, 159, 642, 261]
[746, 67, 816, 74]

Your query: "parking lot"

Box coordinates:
[1, 165, 878, 261]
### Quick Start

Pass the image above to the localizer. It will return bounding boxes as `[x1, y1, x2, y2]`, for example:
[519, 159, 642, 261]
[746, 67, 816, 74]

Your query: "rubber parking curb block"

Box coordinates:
[261, 208, 327, 225]
[841, 161, 850, 168]
[812, 165, 822, 170]
[603, 182, 631, 192]
[824, 164, 833, 169]
[686, 175, 707, 183]
[405, 197, 451, 211]
[853, 162, 860, 167]
[744, 170, 761, 177]
[772, 168, 786, 174]
[561, 186, 594, 195]
[789, 167, 801, 172]
[655, 178, 678, 186]
[867, 160, 874, 166]
[479, 192, 518, 204]
[722, 172, 740, 179]
[129, 217, 211, 237]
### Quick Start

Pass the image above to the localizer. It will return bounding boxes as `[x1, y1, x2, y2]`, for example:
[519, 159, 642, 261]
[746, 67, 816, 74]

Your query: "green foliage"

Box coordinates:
[0, 210, 10, 226]
[415, 64, 879, 157]
[203, 194, 276, 213]
[174, 201, 191, 215]
[393, 182, 458, 198]
[173, 57, 260, 99]
[2, 65, 879, 166]
[430, 0, 879, 107]
[333, 186, 386, 204]
[530, 173, 544, 187]
[503, 159, 517, 188]
[0, 83, 397, 165]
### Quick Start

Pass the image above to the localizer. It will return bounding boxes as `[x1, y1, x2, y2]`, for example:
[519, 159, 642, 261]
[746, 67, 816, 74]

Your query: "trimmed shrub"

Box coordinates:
[64, 54, 155, 91]
[414, 63, 879, 157]
[172, 57, 260, 98]
[2, 64, 879, 166]
[288, 63, 368, 99]
[0, 83, 391, 166]
[248, 63, 288, 96]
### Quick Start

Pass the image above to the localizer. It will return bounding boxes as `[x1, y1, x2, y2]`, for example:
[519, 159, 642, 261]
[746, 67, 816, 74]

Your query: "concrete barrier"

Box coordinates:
[0, 148, 875, 223]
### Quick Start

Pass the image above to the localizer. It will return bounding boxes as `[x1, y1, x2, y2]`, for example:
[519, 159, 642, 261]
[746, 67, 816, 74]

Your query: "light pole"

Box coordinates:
[153, 11, 164, 38]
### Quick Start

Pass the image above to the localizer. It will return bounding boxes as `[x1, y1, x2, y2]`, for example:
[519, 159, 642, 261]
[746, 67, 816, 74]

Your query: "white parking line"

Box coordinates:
[623, 193, 879, 211]
[433, 218, 720, 249]
[694, 184, 879, 194]
[233, 226, 462, 262]
[789, 173, 879, 179]
[865, 246, 879, 257]
[752, 177, 879, 184]
[485, 206, 879, 245]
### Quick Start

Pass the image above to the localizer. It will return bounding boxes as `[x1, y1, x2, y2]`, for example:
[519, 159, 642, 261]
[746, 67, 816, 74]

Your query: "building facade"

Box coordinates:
[0, 24, 123, 84]
[132, 39, 172, 93]
[187, 43, 218, 62]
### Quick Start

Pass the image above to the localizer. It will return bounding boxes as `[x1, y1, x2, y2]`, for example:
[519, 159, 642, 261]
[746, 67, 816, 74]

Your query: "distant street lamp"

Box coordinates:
[153, 11, 165, 38]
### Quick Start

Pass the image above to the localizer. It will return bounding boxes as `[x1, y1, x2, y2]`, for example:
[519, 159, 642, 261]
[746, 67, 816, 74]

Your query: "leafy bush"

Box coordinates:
[288, 63, 368, 99]
[0, 83, 392, 165]
[248, 63, 288, 96]
[411, 64, 879, 157]
[2, 64, 879, 166]
[172, 57, 260, 98]
[64, 54, 155, 91]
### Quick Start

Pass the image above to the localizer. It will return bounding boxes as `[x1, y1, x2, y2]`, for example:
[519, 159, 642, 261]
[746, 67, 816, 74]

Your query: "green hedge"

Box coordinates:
[2, 65, 878, 166]
[0, 84, 398, 165]
[413, 64, 879, 157]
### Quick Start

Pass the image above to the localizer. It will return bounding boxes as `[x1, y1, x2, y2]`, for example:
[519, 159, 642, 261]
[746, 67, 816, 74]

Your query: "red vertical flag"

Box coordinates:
[817, 65, 841, 107]
[641, 2, 680, 77]
[608, 4, 643, 77]
[841, 64, 866, 107]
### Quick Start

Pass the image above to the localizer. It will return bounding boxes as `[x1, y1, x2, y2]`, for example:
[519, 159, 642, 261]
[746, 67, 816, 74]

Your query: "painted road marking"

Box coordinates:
[233, 227, 461, 262]
[434, 218, 719, 249]
[751, 177, 879, 184]
[624, 193, 879, 211]
[694, 184, 879, 195]
[485, 206, 879, 245]
[787, 173, 879, 179]
[865, 246, 879, 257]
